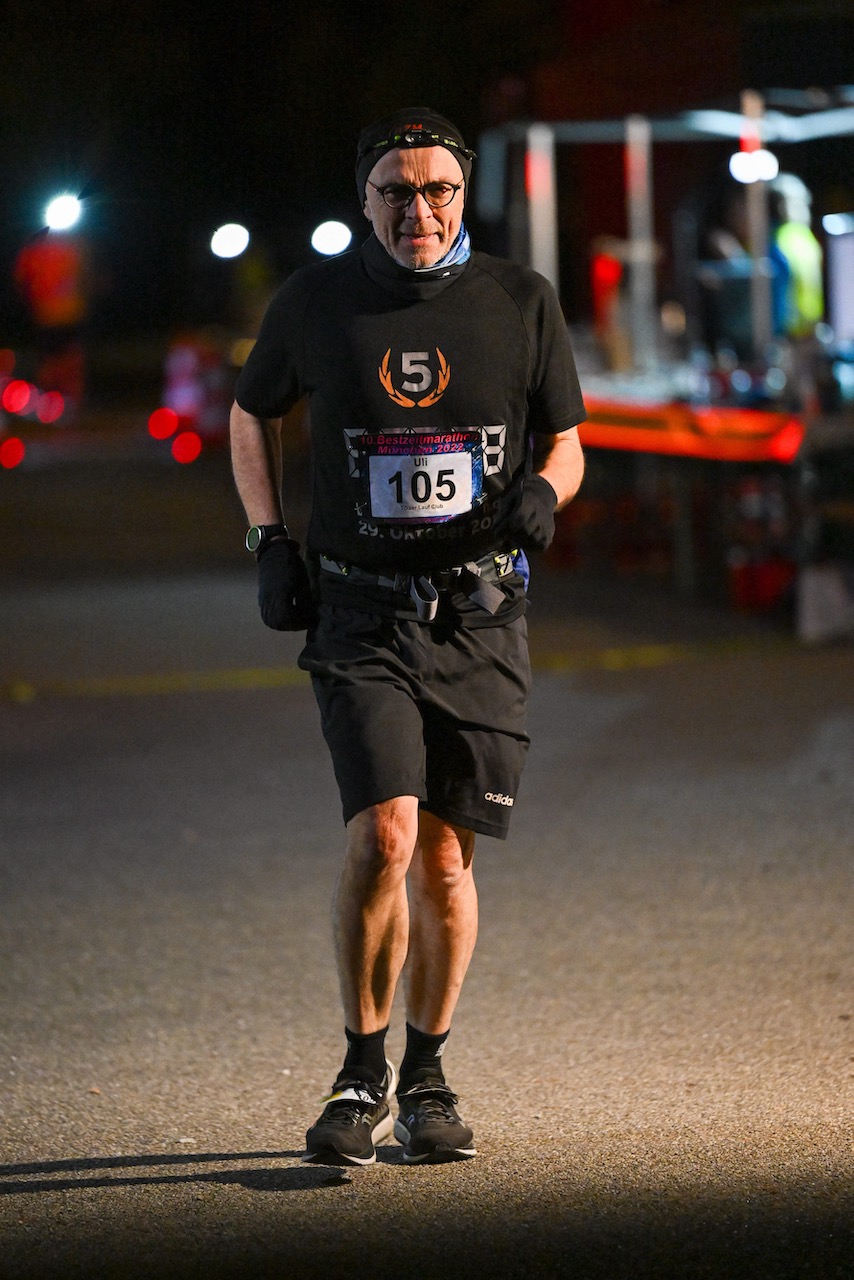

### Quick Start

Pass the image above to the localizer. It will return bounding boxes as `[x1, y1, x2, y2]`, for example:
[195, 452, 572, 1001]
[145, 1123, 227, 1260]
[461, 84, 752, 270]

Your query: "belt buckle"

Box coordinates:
[434, 566, 460, 591]
[320, 555, 349, 576]
[492, 551, 515, 578]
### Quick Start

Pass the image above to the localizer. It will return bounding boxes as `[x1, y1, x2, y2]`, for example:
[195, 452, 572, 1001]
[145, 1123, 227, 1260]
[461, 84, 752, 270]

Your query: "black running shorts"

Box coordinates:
[298, 601, 532, 839]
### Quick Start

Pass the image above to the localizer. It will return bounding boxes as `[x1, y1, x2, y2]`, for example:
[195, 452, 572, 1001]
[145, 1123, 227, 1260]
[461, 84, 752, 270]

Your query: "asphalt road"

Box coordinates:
[1, 443, 853, 1278]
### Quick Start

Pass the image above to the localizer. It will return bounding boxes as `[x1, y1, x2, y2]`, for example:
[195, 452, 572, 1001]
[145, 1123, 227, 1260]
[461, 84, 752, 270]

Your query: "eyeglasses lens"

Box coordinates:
[382, 184, 457, 210]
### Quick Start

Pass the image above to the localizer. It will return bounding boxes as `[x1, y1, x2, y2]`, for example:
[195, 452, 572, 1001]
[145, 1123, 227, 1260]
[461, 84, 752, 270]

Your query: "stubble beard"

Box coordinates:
[393, 224, 445, 270]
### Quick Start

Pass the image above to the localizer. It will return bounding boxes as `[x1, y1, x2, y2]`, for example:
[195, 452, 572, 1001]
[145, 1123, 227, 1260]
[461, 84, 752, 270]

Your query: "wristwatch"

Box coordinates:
[245, 523, 290, 555]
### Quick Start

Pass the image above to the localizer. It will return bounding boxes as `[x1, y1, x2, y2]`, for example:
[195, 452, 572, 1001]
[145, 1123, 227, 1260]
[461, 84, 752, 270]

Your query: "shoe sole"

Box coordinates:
[393, 1119, 477, 1164]
[301, 1113, 395, 1166]
[301, 1147, 376, 1167]
[302, 1067, 397, 1167]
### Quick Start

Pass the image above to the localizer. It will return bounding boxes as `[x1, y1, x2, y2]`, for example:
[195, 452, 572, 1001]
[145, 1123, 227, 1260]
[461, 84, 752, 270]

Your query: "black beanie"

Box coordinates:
[355, 107, 475, 207]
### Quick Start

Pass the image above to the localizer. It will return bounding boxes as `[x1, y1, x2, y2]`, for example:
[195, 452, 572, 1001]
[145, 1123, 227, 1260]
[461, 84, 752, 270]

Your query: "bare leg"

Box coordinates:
[333, 796, 419, 1033]
[404, 809, 478, 1035]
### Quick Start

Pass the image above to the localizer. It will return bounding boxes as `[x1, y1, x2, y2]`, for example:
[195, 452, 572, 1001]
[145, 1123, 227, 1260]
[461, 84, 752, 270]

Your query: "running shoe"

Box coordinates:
[394, 1077, 477, 1164]
[303, 1061, 397, 1166]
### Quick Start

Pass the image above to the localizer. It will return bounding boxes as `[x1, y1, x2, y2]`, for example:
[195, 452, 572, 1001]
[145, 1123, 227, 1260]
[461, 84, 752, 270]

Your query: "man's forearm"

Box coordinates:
[229, 401, 285, 525]
[534, 426, 585, 509]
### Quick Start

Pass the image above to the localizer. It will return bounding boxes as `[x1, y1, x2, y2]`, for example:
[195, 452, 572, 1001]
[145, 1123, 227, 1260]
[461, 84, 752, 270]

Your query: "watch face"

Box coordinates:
[245, 526, 263, 553]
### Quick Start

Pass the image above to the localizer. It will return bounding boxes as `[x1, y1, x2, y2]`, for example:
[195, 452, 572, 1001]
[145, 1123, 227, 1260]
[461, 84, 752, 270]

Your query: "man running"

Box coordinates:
[229, 107, 585, 1165]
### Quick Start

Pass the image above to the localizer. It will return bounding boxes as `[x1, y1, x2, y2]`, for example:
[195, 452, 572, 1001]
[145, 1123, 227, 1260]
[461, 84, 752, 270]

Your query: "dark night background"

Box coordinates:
[1, 0, 852, 346]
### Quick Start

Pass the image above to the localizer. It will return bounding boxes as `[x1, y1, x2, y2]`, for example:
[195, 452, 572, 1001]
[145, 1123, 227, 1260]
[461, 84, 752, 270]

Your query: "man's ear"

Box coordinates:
[363, 199, 373, 224]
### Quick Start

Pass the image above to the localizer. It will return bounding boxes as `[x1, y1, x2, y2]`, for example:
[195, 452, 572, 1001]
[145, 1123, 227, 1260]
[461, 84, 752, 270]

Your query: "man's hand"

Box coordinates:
[494, 473, 558, 552]
[257, 539, 317, 631]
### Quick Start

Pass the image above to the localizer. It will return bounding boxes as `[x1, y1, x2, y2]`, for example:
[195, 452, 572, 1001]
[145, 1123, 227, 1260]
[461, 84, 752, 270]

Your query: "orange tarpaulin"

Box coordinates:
[579, 397, 804, 463]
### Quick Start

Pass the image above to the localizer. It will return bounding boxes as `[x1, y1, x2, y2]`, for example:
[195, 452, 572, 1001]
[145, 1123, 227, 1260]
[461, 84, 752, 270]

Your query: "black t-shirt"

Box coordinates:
[235, 234, 586, 577]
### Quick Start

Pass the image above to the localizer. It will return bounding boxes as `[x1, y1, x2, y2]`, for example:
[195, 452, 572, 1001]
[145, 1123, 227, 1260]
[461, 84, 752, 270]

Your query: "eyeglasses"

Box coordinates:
[368, 180, 464, 210]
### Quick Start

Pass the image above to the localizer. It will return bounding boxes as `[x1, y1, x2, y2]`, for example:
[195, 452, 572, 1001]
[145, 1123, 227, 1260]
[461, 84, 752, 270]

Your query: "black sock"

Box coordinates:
[399, 1022, 449, 1090]
[340, 1026, 389, 1085]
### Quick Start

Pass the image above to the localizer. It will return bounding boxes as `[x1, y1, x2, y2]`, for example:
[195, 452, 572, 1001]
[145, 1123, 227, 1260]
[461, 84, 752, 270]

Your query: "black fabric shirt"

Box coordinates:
[235, 233, 586, 578]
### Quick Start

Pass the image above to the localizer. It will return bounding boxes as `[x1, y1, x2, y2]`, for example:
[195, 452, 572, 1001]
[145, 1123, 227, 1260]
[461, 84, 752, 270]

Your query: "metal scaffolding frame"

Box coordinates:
[475, 93, 854, 367]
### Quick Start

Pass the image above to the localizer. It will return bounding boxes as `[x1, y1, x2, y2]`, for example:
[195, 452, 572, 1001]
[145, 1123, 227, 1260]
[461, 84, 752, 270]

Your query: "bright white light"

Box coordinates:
[728, 149, 780, 184]
[822, 212, 854, 236]
[45, 194, 82, 231]
[210, 223, 250, 259]
[311, 221, 352, 256]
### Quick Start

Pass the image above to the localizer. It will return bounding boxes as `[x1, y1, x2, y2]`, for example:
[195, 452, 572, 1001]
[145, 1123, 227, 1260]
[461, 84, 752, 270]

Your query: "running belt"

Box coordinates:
[318, 549, 518, 621]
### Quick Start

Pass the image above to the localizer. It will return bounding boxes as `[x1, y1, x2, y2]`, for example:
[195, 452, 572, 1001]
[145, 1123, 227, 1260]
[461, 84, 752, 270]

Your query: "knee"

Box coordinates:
[415, 823, 475, 897]
[346, 798, 418, 883]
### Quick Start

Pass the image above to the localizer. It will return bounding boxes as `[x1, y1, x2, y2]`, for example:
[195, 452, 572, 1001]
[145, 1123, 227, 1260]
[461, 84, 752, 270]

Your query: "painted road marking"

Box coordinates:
[2, 637, 794, 704]
[532, 636, 792, 672]
[4, 665, 309, 704]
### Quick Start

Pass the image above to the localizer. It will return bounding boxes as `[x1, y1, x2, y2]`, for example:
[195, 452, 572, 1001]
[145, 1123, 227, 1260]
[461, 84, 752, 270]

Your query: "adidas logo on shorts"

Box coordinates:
[484, 791, 514, 807]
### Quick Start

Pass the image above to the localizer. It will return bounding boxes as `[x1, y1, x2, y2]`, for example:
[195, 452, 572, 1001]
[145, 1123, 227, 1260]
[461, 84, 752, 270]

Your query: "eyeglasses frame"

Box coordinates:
[367, 179, 465, 211]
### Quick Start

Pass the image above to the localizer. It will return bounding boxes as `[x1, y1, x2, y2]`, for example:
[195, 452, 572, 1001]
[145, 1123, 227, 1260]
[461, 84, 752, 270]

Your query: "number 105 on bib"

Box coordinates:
[369, 452, 474, 522]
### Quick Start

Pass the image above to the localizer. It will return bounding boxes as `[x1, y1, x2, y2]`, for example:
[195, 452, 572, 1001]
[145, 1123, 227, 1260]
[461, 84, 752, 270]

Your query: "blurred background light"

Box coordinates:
[44, 193, 82, 231]
[230, 337, 255, 367]
[171, 430, 202, 463]
[310, 221, 352, 256]
[770, 418, 806, 463]
[210, 223, 250, 259]
[148, 407, 179, 439]
[728, 149, 780, 183]
[36, 391, 65, 423]
[2, 380, 32, 414]
[822, 212, 854, 235]
[0, 437, 26, 469]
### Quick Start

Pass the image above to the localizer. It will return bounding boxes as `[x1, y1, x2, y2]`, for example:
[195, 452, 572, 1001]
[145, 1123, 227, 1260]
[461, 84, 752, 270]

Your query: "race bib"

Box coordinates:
[355, 431, 484, 524]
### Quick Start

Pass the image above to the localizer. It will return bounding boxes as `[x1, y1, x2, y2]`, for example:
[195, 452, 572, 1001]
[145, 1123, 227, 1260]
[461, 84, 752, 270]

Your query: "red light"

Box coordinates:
[769, 418, 805, 463]
[36, 390, 65, 423]
[0, 437, 26, 469]
[2, 380, 32, 414]
[525, 150, 552, 199]
[148, 407, 179, 439]
[172, 430, 202, 464]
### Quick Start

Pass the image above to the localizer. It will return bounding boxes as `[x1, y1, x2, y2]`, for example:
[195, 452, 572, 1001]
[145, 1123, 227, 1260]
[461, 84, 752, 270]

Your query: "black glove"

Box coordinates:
[257, 539, 317, 631]
[494, 473, 558, 552]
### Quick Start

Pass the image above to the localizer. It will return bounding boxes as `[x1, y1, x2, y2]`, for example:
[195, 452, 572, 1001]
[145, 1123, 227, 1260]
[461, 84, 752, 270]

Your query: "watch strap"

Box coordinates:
[245, 523, 290, 555]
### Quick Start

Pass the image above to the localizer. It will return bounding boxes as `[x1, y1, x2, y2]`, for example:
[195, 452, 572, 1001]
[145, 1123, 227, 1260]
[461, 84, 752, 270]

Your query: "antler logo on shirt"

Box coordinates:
[379, 348, 450, 408]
